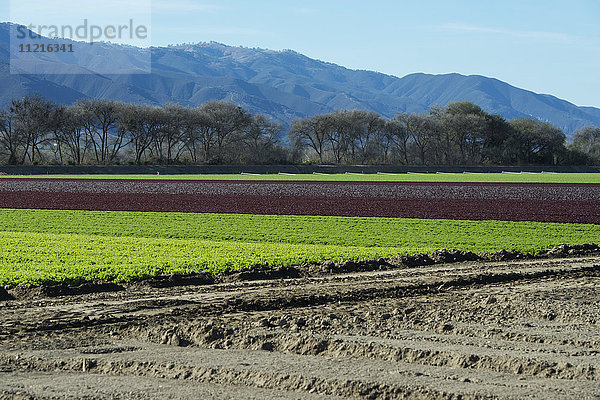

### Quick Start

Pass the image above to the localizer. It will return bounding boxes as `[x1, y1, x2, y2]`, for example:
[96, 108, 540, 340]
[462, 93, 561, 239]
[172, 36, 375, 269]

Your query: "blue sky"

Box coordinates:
[4, 0, 599, 107]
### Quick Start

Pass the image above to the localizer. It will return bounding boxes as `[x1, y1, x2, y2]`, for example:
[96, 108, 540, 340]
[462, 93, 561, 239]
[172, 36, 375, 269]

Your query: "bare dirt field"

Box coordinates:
[1, 254, 600, 399]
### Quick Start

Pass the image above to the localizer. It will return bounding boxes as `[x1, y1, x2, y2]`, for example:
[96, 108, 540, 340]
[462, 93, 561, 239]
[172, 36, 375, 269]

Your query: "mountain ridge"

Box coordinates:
[0, 22, 598, 136]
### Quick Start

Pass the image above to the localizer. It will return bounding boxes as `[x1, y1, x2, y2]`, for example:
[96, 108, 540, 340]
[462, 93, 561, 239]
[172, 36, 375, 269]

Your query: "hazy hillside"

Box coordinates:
[0, 23, 598, 135]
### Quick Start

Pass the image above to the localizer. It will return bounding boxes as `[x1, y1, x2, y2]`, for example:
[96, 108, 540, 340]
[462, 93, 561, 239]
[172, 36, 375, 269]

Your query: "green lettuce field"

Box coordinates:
[1, 209, 599, 286]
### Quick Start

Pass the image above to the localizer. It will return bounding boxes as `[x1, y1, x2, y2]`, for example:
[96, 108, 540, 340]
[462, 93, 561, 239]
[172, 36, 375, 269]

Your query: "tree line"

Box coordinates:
[1, 95, 599, 166]
[290, 101, 599, 166]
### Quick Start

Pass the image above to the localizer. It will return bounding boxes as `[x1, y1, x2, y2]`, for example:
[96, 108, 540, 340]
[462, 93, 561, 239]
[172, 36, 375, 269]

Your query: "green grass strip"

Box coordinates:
[1, 173, 600, 183]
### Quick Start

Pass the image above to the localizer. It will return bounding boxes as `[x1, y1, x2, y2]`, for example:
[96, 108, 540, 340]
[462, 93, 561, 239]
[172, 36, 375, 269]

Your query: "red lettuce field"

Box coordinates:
[1, 178, 599, 224]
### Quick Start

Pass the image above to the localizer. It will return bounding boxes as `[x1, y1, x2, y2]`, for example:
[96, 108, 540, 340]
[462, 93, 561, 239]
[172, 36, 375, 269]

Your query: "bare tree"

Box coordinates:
[241, 114, 284, 164]
[0, 101, 24, 164]
[11, 95, 55, 164]
[56, 105, 93, 165]
[355, 111, 384, 164]
[289, 115, 332, 163]
[327, 111, 352, 163]
[384, 113, 411, 164]
[119, 104, 162, 164]
[199, 101, 252, 163]
[409, 113, 437, 165]
[149, 104, 187, 163]
[74, 99, 130, 164]
[180, 107, 208, 163]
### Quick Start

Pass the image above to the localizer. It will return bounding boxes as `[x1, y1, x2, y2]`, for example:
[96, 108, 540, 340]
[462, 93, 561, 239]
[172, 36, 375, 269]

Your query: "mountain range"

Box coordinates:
[1, 22, 598, 136]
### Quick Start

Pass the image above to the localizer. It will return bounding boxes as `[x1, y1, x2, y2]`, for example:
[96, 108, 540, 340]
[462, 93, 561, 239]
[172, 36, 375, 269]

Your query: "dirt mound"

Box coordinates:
[430, 249, 481, 263]
[8, 281, 125, 299]
[138, 272, 216, 288]
[546, 243, 600, 257]
[478, 249, 535, 261]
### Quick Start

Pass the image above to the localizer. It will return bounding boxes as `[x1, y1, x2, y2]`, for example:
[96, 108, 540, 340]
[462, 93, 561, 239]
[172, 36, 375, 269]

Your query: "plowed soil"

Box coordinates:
[1, 179, 600, 222]
[2, 255, 600, 399]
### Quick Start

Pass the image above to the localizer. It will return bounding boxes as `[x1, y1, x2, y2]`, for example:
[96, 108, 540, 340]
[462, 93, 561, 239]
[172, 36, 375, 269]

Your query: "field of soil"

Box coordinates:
[2, 253, 600, 399]
[1, 179, 600, 223]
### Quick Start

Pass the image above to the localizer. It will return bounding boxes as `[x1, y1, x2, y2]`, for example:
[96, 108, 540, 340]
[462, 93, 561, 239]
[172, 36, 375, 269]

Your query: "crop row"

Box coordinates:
[1, 179, 599, 223]
[0, 231, 406, 286]
[3, 209, 599, 249]
[2, 179, 600, 201]
[2, 209, 600, 286]
[3, 172, 600, 183]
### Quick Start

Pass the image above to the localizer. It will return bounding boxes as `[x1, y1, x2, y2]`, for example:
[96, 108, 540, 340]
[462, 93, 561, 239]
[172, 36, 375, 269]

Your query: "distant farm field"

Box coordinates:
[2, 172, 600, 183]
[2, 178, 599, 223]
[1, 175, 599, 286]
